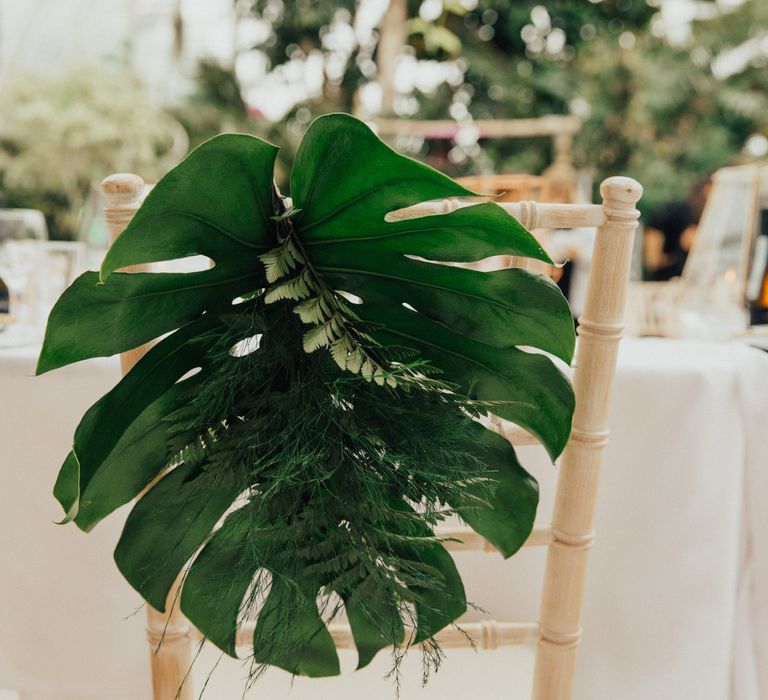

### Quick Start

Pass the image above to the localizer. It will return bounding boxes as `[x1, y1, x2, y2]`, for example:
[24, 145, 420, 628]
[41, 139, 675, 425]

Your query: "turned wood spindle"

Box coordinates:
[532, 176, 642, 700]
[102, 173, 195, 700]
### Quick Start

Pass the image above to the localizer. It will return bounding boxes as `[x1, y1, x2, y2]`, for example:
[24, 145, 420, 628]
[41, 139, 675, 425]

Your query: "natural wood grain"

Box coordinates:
[375, 116, 581, 140]
[385, 199, 606, 229]
[457, 174, 555, 204]
[231, 620, 541, 652]
[532, 176, 642, 700]
[102, 174, 194, 700]
[438, 526, 554, 552]
[376, 0, 407, 115]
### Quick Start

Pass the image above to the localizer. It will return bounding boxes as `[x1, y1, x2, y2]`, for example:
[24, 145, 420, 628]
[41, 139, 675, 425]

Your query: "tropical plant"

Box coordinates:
[38, 114, 574, 686]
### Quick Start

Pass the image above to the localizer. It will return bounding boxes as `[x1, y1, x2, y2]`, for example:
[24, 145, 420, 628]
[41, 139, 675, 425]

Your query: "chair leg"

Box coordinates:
[147, 582, 194, 700]
[533, 637, 579, 700]
[102, 173, 196, 699]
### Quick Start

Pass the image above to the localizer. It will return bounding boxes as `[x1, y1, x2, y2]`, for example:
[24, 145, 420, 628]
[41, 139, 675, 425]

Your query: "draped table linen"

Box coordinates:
[1, 337, 766, 700]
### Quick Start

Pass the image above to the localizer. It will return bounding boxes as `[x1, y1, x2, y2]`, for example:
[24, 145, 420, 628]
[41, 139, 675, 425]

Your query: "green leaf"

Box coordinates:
[36, 268, 259, 373]
[385, 498, 466, 643]
[288, 114, 574, 456]
[51, 314, 221, 526]
[181, 507, 265, 657]
[101, 134, 278, 277]
[38, 134, 277, 374]
[252, 577, 340, 677]
[291, 114, 476, 240]
[361, 302, 574, 459]
[184, 508, 406, 670]
[452, 423, 539, 558]
[341, 577, 405, 669]
[396, 536, 466, 644]
[315, 251, 574, 363]
[67, 383, 189, 532]
[41, 113, 577, 685]
[413, 545, 466, 644]
[51, 452, 80, 526]
[304, 201, 551, 264]
[114, 459, 241, 612]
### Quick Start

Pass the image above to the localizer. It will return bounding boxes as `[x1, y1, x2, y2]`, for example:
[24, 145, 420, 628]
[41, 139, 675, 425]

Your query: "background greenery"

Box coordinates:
[231, 0, 767, 214]
[0, 65, 186, 239]
[1, 0, 766, 237]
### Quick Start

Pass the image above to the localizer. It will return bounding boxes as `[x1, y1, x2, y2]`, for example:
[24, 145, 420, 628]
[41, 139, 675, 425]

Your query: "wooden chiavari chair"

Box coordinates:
[101, 172, 642, 700]
[456, 174, 555, 203]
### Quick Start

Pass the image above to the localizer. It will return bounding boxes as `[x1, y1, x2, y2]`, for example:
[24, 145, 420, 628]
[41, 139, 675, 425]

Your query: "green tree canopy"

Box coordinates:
[193, 0, 768, 213]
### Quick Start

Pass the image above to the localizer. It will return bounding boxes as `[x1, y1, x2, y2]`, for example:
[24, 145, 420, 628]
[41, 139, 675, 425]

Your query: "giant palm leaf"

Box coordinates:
[39, 114, 574, 679]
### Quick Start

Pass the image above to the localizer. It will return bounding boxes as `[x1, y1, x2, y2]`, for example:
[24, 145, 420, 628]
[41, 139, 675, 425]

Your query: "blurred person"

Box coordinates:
[643, 174, 712, 281]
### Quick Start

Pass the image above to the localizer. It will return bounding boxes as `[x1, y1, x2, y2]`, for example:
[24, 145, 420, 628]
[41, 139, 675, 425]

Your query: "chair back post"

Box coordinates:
[102, 173, 151, 375]
[102, 174, 194, 700]
[533, 176, 642, 700]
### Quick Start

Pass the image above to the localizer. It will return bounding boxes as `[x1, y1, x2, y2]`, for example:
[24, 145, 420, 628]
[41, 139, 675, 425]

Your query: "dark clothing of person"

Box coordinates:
[646, 200, 695, 281]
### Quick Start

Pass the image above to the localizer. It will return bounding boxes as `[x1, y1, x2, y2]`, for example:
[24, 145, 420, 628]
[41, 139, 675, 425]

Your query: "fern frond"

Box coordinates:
[301, 327, 329, 353]
[330, 338, 349, 369]
[347, 348, 365, 373]
[160, 300, 499, 691]
[302, 318, 340, 352]
[293, 296, 329, 324]
[264, 270, 316, 304]
[259, 239, 306, 284]
[373, 368, 388, 387]
[259, 250, 289, 284]
[361, 358, 376, 381]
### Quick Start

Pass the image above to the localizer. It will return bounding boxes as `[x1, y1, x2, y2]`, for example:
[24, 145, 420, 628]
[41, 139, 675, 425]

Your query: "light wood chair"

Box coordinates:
[102, 174, 195, 700]
[456, 173, 565, 204]
[457, 173, 551, 202]
[376, 116, 581, 203]
[101, 172, 642, 700]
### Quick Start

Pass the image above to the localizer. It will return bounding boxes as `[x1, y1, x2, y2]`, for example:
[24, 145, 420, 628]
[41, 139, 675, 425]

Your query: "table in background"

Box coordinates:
[1, 338, 766, 700]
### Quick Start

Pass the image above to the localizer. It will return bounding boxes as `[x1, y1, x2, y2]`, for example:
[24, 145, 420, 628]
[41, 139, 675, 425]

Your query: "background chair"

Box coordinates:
[101, 172, 642, 700]
[456, 174, 556, 203]
[376, 116, 581, 204]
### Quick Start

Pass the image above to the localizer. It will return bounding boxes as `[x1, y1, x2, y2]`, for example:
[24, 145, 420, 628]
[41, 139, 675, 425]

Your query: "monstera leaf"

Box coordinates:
[39, 114, 574, 680]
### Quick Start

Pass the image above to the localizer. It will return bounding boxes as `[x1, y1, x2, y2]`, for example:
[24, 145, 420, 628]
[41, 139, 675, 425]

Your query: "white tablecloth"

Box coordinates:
[1, 337, 767, 700]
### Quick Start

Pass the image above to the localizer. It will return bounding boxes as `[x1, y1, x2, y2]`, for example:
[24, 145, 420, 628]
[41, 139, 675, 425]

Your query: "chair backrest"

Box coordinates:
[389, 178, 642, 700]
[376, 116, 581, 202]
[529, 178, 641, 699]
[457, 174, 556, 203]
[102, 172, 642, 700]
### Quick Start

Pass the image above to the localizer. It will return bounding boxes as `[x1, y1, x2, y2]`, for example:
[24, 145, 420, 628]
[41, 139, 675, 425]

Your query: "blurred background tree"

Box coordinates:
[171, 58, 252, 147]
[1, 0, 767, 236]
[224, 0, 768, 213]
[0, 65, 186, 239]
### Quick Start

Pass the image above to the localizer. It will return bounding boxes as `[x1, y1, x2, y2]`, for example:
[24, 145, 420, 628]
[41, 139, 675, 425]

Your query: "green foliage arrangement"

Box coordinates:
[38, 114, 574, 683]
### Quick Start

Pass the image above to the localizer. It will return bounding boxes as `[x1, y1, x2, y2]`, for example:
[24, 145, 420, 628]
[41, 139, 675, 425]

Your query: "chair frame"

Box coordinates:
[375, 116, 582, 202]
[103, 174, 195, 700]
[102, 172, 642, 700]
